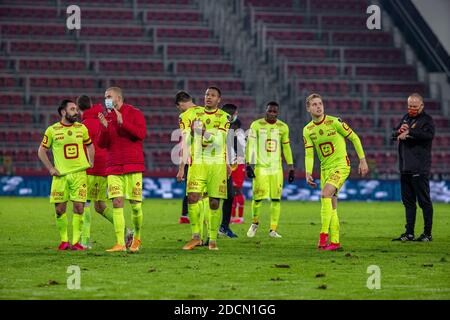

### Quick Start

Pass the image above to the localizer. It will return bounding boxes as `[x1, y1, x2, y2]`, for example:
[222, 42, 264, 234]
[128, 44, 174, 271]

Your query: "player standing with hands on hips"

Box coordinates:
[98, 87, 147, 253]
[303, 93, 368, 251]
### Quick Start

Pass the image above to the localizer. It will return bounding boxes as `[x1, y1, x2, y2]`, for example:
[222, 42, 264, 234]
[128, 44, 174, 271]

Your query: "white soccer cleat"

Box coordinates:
[247, 223, 259, 237]
[269, 230, 282, 238]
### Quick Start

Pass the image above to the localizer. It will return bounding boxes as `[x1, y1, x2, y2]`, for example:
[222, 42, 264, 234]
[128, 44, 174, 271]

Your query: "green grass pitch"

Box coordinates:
[0, 197, 449, 300]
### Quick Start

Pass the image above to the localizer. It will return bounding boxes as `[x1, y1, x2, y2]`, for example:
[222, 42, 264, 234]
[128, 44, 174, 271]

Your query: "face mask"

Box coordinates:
[105, 98, 114, 110]
[408, 108, 419, 117]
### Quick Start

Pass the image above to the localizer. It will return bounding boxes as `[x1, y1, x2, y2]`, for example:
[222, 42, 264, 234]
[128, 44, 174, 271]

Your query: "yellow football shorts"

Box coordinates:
[107, 173, 143, 201]
[50, 171, 87, 203]
[320, 166, 350, 195]
[186, 163, 227, 199]
[252, 167, 283, 201]
[87, 175, 108, 202]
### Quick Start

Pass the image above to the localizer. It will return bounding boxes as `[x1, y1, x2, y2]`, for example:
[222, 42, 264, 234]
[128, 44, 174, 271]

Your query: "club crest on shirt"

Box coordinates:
[319, 129, 324, 135]
[67, 130, 73, 136]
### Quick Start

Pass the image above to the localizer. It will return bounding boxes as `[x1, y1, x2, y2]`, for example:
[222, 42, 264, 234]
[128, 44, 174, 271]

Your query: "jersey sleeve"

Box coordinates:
[41, 127, 53, 149]
[281, 124, 293, 165]
[82, 124, 92, 145]
[246, 122, 257, 165]
[303, 126, 314, 174]
[334, 117, 353, 139]
[179, 110, 192, 134]
[335, 118, 365, 159]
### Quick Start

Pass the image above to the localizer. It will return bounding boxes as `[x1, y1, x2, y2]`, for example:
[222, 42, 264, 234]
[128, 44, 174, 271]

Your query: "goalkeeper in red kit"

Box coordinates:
[98, 87, 147, 253]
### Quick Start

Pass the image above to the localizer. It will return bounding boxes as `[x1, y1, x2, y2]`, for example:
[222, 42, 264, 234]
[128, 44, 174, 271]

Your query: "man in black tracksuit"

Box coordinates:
[392, 93, 435, 242]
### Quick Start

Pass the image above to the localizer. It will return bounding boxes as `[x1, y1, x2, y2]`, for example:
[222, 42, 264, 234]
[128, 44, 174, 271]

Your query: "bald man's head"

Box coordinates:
[407, 93, 424, 117]
[105, 87, 124, 110]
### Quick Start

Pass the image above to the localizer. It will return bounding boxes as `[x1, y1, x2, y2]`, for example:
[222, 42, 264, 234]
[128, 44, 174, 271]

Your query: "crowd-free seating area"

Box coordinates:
[0, 0, 448, 176]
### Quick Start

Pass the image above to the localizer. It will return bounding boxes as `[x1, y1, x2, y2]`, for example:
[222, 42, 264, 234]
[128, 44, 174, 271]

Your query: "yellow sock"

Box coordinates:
[188, 202, 200, 237]
[55, 213, 68, 242]
[131, 202, 143, 241]
[113, 207, 125, 246]
[251, 200, 262, 224]
[72, 213, 83, 244]
[270, 201, 281, 231]
[320, 197, 332, 234]
[330, 208, 340, 243]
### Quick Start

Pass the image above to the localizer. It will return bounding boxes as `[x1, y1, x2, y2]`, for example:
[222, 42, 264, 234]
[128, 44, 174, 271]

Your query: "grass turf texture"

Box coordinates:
[0, 197, 449, 300]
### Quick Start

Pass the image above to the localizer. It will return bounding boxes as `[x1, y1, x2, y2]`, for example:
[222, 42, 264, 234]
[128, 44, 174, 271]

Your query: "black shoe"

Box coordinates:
[392, 233, 414, 241]
[219, 226, 238, 238]
[415, 234, 432, 242]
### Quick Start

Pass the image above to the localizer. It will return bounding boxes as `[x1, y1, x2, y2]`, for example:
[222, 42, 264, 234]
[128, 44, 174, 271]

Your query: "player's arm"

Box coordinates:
[245, 124, 257, 178]
[98, 112, 110, 148]
[405, 117, 435, 141]
[303, 127, 316, 188]
[281, 125, 295, 183]
[119, 109, 147, 140]
[176, 114, 192, 182]
[335, 119, 368, 177]
[82, 125, 95, 167]
[37, 128, 59, 176]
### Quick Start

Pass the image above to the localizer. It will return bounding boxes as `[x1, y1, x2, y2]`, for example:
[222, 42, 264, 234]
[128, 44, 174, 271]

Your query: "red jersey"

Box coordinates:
[98, 103, 147, 175]
[82, 104, 107, 176]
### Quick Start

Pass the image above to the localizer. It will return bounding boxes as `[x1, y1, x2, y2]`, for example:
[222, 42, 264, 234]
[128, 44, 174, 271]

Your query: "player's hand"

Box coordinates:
[49, 167, 60, 176]
[306, 173, 317, 188]
[397, 130, 409, 141]
[113, 108, 123, 125]
[176, 168, 185, 182]
[98, 112, 108, 128]
[226, 164, 232, 177]
[192, 120, 203, 136]
[358, 158, 369, 177]
[246, 165, 255, 179]
[398, 124, 409, 134]
[288, 169, 295, 184]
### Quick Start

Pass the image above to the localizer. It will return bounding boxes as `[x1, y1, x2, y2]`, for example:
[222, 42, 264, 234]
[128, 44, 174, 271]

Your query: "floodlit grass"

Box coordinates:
[0, 197, 449, 299]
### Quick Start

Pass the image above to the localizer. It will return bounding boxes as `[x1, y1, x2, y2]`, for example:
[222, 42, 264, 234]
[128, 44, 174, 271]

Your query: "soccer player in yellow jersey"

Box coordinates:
[179, 87, 231, 251]
[38, 99, 95, 251]
[175, 90, 209, 246]
[246, 102, 295, 238]
[303, 93, 369, 251]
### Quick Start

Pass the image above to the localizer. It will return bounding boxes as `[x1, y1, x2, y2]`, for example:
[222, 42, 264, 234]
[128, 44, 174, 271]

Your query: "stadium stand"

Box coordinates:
[0, 0, 449, 178]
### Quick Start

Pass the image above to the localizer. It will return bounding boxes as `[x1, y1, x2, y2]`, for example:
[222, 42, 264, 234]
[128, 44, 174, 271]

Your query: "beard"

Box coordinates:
[65, 114, 79, 123]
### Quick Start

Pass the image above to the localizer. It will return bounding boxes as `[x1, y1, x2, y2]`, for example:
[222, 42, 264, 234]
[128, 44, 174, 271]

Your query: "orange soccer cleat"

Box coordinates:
[182, 239, 202, 250]
[129, 239, 142, 253]
[106, 243, 126, 252]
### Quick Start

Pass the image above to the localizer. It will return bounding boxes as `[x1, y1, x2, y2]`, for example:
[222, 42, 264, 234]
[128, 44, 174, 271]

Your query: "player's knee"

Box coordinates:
[55, 205, 66, 215]
[321, 190, 333, 198]
[112, 198, 124, 208]
[209, 199, 220, 210]
[73, 203, 84, 214]
[188, 193, 200, 204]
[94, 202, 106, 213]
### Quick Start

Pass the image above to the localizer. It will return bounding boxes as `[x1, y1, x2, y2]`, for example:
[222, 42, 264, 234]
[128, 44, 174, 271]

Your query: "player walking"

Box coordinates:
[246, 102, 295, 238]
[181, 87, 231, 250]
[303, 93, 368, 250]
